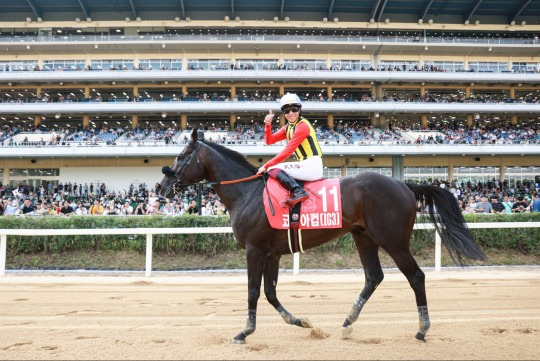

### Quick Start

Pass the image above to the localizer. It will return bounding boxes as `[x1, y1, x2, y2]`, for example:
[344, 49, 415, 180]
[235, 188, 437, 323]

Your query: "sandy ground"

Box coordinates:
[0, 267, 539, 360]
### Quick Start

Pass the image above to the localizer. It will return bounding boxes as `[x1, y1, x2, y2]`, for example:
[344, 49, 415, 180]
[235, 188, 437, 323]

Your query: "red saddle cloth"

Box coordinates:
[263, 177, 342, 230]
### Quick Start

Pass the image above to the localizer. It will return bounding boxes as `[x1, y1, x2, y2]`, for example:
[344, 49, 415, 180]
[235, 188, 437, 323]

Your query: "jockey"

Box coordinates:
[257, 93, 323, 206]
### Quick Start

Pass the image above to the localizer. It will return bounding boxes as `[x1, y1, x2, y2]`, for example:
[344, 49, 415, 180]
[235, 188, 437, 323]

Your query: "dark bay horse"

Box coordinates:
[159, 129, 486, 344]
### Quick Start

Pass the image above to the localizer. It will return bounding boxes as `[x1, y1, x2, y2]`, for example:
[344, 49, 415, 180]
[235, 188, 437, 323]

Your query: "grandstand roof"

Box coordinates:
[0, 0, 538, 24]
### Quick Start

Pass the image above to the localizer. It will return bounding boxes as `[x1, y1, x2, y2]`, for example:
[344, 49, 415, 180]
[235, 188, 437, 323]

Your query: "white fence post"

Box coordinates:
[0, 234, 6, 277]
[293, 252, 300, 275]
[435, 231, 441, 272]
[145, 233, 153, 277]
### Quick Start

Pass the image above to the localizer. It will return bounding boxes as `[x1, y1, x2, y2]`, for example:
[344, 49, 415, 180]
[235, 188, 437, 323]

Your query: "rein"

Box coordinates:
[209, 173, 262, 186]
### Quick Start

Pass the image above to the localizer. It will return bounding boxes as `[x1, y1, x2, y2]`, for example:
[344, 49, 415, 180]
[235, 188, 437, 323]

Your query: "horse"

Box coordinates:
[159, 128, 486, 344]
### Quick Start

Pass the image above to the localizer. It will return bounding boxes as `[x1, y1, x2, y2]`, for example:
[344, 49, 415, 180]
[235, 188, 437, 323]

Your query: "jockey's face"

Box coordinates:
[282, 105, 301, 123]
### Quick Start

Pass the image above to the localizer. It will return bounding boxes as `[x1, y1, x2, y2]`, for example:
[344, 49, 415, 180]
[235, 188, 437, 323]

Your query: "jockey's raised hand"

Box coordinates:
[264, 109, 274, 125]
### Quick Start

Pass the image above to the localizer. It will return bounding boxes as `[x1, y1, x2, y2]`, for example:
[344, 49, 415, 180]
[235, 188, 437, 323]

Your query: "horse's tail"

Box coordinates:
[405, 183, 487, 266]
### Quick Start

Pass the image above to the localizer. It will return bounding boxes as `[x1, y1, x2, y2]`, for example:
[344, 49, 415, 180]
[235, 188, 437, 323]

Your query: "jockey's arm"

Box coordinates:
[264, 124, 286, 144]
[263, 122, 310, 169]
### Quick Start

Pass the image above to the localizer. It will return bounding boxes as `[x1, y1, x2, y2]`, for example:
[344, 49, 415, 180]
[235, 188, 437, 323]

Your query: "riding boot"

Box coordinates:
[273, 170, 309, 207]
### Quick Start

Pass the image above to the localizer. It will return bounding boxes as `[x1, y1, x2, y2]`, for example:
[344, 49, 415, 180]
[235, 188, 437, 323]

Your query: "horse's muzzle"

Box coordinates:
[162, 166, 176, 178]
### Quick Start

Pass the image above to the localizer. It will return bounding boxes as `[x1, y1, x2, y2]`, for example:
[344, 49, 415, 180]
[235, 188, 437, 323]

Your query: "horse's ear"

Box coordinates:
[191, 128, 198, 142]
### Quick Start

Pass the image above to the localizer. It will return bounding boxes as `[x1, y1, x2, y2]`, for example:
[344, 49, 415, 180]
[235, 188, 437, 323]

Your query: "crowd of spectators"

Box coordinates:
[3, 90, 537, 104]
[0, 181, 227, 218]
[1, 122, 538, 147]
[414, 179, 540, 214]
[337, 123, 539, 145]
[1, 177, 539, 218]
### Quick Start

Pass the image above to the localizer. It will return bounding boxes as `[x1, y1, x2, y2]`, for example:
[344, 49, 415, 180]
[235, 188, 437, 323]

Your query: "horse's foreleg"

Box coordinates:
[263, 254, 312, 329]
[232, 245, 265, 344]
[341, 240, 384, 339]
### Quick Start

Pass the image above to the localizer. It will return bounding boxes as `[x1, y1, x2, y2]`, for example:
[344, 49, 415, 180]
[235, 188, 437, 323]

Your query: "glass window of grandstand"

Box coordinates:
[235, 59, 280, 70]
[89, 59, 132, 71]
[383, 88, 420, 102]
[468, 62, 509, 73]
[235, 88, 279, 102]
[137, 59, 182, 71]
[379, 61, 418, 72]
[454, 167, 500, 185]
[40, 88, 86, 103]
[42, 60, 86, 71]
[423, 88, 466, 103]
[9, 169, 59, 193]
[284, 88, 327, 102]
[404, 167, 448, 183]
[282, 60, 327, 71]
[184, 88, 230, 101]
[470, 89, 509, 103]
[331, 60, 371, 71]
[346, 168, 392, 177]
[505, 167, 540, 188]
[333, 88, 372, 102]
[515, 89, 539, 103]
[512, 62, 539, 73]
[89, 88, 132, 102]
[188, 59, 230, 70]
[423, 61, 464, 72]
[323, 168, 342, 178]
[0, 60, 38, 72]
[0, 89, 37, 103]
[137, 88, 182, 102]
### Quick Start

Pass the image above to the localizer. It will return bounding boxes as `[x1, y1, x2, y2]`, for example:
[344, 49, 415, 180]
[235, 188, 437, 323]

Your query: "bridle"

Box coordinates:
[162, 141, 262, 196]
[162, 142, 202, 195]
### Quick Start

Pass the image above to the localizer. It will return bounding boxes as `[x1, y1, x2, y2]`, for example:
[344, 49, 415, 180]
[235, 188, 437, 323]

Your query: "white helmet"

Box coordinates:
[280, 93, 302, 109]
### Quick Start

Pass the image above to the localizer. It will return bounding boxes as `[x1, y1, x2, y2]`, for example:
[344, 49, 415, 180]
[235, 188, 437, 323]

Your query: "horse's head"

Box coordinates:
[159, 128, 206, 199]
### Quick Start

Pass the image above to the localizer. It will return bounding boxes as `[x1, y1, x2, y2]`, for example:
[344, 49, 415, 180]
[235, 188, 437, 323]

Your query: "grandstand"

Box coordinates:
[0, 0, 539, 192]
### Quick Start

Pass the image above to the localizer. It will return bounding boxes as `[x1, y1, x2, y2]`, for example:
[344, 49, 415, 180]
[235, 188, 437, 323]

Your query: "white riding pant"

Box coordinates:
[268, 155, 323, 181]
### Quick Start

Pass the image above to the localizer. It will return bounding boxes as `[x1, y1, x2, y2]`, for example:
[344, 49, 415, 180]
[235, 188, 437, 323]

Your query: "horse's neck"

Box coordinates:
[204, 150, 260, 213]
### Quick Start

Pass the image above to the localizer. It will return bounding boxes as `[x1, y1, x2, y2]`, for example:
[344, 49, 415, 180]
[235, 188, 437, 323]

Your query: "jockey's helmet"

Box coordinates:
[280, 93, 302, 109]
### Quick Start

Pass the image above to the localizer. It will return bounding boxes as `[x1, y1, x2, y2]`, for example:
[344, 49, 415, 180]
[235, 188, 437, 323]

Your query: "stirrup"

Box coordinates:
[286, 192, 309, 207]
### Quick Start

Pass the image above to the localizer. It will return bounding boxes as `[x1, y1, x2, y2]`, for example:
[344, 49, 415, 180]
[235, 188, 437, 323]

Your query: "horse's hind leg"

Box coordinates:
[385, 247, 430, 341]
[341, 230, 384, 339]
[264, 254, 313, 329]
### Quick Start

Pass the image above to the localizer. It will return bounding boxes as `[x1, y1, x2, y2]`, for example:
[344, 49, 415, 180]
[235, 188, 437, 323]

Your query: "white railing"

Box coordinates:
[0, 222, 538, 277]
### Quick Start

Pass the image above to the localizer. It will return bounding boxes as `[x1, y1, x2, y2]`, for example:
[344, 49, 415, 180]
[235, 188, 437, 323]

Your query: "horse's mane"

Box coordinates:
[201, 140, 258, 173]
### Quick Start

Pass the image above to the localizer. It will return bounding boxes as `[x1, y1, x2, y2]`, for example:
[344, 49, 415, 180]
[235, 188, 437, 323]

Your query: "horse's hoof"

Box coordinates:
[341, 326, 353, 339]
[415, 332, 426, 342]
[231, 338, 246, 345]
[299, 317, 313, 328]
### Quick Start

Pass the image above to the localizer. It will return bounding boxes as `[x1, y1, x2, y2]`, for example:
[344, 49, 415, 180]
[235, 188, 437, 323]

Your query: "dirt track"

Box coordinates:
[1, 268, 539, 360]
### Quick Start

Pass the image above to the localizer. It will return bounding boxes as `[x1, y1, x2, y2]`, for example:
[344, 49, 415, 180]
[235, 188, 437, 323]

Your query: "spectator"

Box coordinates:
[20, 199, 35, 215]
[59, 201, 74, 216]
[187, 199, 199, 215]
[89, 200, 104, 215]
[490, 196, 505, 214]
[501, 196, 514, 214]
[120, 201, 133, 215]
[531, 193, 540, 212]
[512, 196, 529, 213]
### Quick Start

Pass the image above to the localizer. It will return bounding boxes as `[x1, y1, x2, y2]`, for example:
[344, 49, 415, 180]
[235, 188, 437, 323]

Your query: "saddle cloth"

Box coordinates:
[263, 177, 342, 230]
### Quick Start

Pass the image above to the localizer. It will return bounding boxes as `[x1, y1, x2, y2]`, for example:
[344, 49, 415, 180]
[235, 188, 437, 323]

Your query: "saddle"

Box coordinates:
[263, 177, 342, 254]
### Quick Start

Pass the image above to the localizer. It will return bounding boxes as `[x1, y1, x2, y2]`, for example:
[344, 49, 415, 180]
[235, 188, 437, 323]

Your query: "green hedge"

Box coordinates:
[1, 213, 538, 255]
